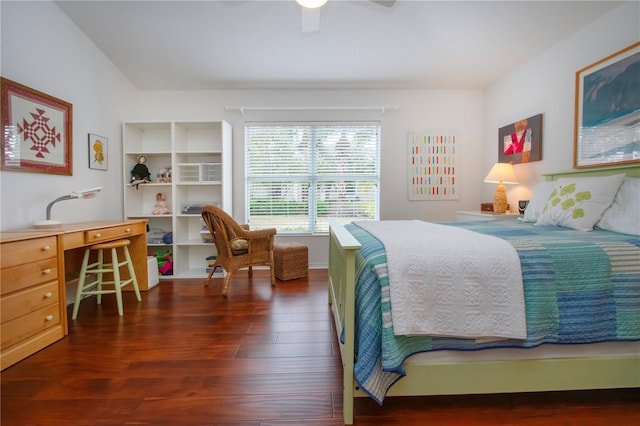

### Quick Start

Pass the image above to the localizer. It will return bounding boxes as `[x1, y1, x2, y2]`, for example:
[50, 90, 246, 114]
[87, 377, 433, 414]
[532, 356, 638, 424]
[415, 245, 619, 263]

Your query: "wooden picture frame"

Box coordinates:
[574, 42, 640, 169]
[88, 133, 108, 171]
[498, 113, 543, 164]
[0, 77, 73, 175]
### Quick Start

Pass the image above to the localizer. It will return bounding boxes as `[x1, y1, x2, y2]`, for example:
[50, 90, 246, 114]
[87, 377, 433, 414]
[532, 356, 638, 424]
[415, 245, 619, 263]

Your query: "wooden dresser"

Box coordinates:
[1, 230, 66, 370]
[1, 220, 148, 370]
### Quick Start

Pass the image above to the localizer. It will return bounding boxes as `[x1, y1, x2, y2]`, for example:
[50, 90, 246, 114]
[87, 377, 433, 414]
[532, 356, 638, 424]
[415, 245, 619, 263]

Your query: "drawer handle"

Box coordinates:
[125, 227, 131, 233]
[42, 245, 51, 251]
[94, 232, 102, 238]
[43, 268, 52, 275]
[45, 315, 54, 321]
[44, 292, 53, 299]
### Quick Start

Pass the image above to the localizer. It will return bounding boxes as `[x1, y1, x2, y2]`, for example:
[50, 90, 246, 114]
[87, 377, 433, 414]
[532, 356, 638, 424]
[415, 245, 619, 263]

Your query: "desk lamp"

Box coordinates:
[33, 187, 102, 229]
[483, 163, 517, 213]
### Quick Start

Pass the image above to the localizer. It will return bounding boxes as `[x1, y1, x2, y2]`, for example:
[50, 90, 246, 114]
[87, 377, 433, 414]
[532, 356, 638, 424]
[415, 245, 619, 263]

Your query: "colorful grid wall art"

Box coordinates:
[408, 132, 458, 200]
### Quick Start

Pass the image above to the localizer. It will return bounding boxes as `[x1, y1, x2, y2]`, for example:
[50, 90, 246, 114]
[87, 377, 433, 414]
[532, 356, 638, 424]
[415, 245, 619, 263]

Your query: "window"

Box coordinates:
[245, 122, 380, 233]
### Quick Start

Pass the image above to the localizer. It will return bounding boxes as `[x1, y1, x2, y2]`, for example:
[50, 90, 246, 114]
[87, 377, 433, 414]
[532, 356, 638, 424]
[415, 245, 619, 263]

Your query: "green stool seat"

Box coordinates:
[72, 239, 141, 320]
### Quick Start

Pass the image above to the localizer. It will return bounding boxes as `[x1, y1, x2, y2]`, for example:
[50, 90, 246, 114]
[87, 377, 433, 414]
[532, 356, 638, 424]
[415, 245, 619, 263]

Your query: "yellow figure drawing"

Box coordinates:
[93, 139, 104, 164]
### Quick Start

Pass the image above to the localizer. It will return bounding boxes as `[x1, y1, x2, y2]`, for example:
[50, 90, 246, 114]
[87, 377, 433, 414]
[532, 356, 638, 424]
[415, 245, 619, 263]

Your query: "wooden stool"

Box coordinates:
[72, 239, 141, 320]
[274, 242, 308, 281]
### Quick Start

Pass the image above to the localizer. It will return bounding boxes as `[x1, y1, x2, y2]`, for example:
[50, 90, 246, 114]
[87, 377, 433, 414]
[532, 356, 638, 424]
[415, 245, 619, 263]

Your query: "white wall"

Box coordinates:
[130, 89, 485, 222]
[0, 1, 135, 230]
[0, 2, 485, 268]
[2, 1, 636, 268]
[484, 1, 640, 207]
[129, 89, 485, 266]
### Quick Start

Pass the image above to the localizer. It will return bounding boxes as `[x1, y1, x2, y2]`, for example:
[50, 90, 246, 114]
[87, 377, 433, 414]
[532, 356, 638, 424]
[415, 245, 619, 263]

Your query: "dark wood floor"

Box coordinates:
[1, 269, 638, 425]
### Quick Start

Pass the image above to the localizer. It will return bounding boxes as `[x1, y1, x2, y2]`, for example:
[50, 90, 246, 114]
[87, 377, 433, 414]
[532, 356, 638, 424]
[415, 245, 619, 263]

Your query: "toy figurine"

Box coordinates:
[152, 192, 171, 215]
[131, 155, 151, 188]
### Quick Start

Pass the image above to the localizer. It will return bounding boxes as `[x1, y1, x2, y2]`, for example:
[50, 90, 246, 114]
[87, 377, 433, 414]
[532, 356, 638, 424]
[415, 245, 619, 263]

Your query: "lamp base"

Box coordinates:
[33, 220, 62, 229]
[493, 184, 508, 213]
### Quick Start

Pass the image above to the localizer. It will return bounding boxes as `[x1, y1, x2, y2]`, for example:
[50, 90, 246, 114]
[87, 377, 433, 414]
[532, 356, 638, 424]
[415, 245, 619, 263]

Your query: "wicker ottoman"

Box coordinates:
[274, 242, 308, 281]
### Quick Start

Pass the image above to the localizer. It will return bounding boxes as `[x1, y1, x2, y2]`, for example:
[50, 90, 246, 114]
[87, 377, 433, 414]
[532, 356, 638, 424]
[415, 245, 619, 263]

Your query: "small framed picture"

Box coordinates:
[88, 133, 108, 171]
[498, 113, 543, 164]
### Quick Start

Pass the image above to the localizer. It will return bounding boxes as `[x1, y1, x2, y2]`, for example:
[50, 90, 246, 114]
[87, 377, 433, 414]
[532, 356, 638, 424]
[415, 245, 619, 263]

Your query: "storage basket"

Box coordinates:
[273, 242, 308, 281]
[147, 256, 159, 288]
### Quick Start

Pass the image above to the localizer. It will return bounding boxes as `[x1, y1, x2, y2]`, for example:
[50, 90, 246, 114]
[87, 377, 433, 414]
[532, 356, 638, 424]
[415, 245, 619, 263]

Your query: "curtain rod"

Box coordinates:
[225, 105, 399, 116]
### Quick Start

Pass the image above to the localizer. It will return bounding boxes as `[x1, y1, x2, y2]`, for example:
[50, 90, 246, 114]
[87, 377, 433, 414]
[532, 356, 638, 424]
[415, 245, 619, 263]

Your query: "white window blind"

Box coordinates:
[245, 122, 380, 233]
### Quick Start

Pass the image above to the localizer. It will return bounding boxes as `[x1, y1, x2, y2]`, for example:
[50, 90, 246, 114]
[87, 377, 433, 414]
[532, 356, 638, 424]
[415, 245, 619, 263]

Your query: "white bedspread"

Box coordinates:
[354, 220, 526, 340]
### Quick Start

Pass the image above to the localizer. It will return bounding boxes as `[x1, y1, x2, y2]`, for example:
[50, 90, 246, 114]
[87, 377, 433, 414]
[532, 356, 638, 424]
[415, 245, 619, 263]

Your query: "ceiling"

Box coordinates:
[55, 0, 623, 91]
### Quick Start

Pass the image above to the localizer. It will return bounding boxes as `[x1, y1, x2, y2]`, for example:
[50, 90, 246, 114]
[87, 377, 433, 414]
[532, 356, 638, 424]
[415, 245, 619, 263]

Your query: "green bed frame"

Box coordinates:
[328, 164, 640, 425]
[542, 164, 640, 180]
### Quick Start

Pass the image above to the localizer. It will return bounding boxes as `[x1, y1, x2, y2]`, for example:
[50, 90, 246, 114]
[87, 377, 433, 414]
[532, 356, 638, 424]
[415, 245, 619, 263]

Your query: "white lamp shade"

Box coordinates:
[296, 0, 328, 8]
[483, 163, 518, 184]
[71, 186, 102, 199]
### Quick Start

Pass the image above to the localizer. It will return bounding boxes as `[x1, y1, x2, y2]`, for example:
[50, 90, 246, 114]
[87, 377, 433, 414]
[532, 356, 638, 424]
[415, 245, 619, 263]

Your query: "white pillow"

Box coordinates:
[522, 181, 557, 222]
[596, 177, 640, 236]
[535, 174, 625, 231]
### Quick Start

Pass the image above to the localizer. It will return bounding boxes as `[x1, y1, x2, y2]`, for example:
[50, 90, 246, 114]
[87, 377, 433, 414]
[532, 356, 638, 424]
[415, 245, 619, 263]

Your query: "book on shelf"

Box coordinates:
[205, 255, 223, 277]
[205, 267, 224, 277]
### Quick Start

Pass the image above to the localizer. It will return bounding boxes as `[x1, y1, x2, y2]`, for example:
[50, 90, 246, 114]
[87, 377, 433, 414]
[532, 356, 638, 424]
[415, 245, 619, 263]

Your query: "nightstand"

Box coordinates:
[456, 211, 523, 222]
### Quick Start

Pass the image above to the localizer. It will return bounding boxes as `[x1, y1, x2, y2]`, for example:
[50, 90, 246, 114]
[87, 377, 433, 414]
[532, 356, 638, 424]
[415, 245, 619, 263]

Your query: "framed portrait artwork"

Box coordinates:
[574, 42, 640, 168]
[0, 78, 73, 175]
[88, 133, 108, 171]
[498, 113, 543, 164]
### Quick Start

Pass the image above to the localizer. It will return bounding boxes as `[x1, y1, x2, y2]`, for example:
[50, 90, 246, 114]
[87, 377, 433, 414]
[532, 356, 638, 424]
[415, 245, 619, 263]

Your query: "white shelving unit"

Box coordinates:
[123, 121, 232, 279]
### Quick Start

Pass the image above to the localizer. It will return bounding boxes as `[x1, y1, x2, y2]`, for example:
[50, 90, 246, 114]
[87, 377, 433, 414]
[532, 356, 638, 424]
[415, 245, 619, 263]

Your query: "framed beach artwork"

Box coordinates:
[574, 42, 640, 168]
[498, 113, 543, 164]
[88, 133, 108, 171]
[0, 78, 73, 175]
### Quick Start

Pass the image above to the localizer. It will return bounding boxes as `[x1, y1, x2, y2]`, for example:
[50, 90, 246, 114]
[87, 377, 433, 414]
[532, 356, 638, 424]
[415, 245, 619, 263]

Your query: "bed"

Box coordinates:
[328, 166, 640, 425]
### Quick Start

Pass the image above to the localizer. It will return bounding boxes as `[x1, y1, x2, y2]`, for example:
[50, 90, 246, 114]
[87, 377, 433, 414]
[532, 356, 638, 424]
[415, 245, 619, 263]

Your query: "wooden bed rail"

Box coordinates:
[328, 219, 361, 425]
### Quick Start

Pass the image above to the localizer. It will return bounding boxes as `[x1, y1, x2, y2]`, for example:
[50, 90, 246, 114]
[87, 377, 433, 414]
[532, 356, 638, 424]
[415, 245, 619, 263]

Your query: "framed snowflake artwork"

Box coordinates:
[1, 77, 73, 175]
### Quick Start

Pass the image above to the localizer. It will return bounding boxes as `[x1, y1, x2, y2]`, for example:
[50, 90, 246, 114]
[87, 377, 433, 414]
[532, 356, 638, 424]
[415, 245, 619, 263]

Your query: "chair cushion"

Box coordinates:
[230, 238, 249, 255]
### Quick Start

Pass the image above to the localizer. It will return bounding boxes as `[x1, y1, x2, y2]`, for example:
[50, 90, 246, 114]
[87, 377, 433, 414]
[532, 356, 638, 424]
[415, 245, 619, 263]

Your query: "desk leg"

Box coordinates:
[129, 233, 149, 291]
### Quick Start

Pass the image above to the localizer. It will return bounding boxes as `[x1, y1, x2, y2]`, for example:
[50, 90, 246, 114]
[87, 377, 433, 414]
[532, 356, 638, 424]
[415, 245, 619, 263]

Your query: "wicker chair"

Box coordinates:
[201, 205, 277, 296]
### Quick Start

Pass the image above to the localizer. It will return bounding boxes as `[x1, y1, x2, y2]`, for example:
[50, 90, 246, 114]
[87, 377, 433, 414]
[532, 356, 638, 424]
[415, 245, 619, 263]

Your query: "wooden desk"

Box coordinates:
[1, 229, 65, 370]
[59, 220, 149, 291]
[0, 220, 148, 370]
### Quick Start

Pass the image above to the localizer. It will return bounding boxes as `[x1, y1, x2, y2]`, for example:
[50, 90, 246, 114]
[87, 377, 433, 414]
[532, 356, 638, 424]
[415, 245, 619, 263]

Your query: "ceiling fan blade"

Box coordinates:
[301, 7, 320, 33]
[371, 0, 396, 7]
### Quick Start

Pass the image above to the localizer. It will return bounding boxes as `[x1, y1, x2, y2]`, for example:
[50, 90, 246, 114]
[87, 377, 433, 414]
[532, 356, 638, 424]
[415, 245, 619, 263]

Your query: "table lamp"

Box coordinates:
[483, 163, 517, 213]
[33, 187, 102, 229]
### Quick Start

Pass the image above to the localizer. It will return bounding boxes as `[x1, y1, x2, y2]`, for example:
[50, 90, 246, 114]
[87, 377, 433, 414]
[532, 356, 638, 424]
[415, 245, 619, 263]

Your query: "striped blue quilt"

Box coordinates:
[346, 220, 640, 404]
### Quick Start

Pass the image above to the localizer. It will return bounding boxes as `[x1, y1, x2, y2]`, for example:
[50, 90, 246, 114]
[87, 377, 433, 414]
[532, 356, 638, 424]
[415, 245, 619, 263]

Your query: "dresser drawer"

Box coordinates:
[1, 236, 57, 269]
[1, 257, 59, 295]
[84, 222, 146, 244]
[1, 325, 64, 370]
[1, 281, 59, 323]
[1, 303, 61, 348]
